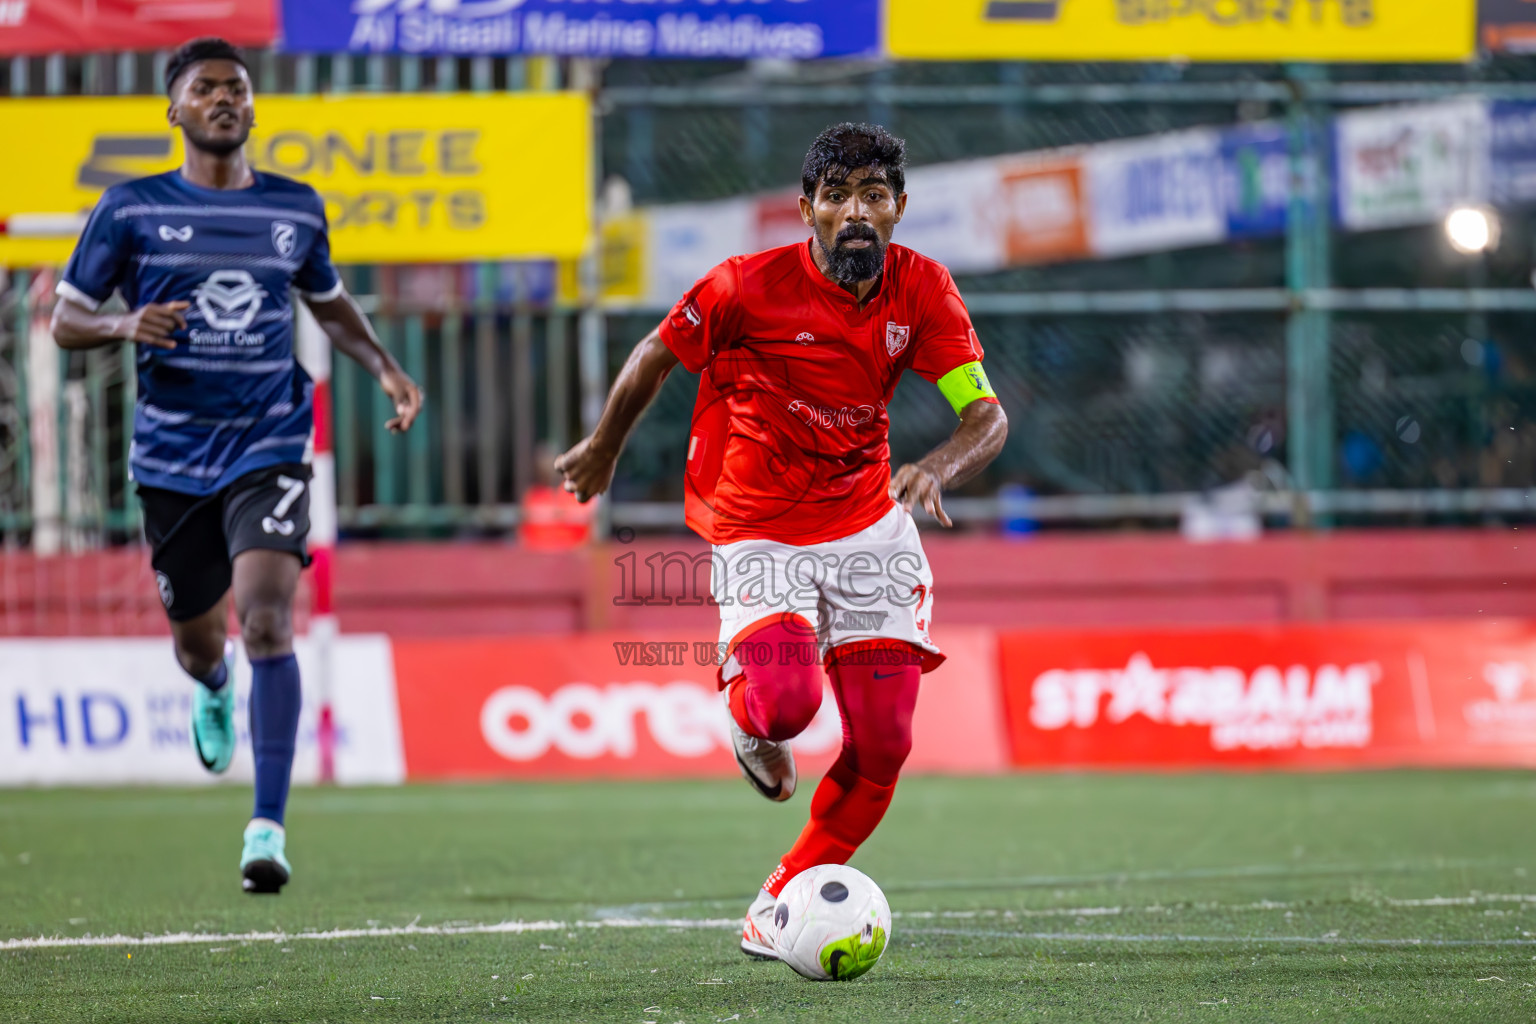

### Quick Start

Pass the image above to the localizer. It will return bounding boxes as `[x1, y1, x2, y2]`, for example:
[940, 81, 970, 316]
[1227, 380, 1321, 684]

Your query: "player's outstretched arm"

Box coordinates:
[304, 290, 423, 434]
[889, 400, 1008, 528]
[51, 297, 188, 351]
[555, 327, 680, 503]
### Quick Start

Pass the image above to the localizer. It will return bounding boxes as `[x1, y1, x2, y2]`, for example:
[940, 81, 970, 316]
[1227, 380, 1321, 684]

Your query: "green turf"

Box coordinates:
[2, 772, 1535, 1022]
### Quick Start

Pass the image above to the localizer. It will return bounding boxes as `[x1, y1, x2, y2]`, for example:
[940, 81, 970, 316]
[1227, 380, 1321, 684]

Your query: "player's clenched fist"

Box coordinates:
[889, 463, 952, 528]
[379, 368, 423, 433]
[117, 301, 190, 349]
[554, 437, 618, 504]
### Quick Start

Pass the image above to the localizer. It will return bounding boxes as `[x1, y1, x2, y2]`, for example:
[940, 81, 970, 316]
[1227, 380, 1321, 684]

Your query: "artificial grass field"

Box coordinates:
[2, 772, 1534, 1023]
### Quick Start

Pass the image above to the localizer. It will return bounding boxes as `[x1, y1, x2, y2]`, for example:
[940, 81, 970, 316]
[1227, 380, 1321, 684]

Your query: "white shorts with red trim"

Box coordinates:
[710, 503, 944, 685]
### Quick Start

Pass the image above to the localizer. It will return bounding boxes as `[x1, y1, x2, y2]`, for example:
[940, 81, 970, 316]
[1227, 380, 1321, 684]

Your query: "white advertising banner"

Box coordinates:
[0, 636, 405, 787]
[899, 157, 1012, 274]
[643, 198, 758, 309]
[1334, 99, 1490, 231]
[1084, 128, 1227, 258]
[638, 162, 1015, 309]
[623, 98, 1492, 303]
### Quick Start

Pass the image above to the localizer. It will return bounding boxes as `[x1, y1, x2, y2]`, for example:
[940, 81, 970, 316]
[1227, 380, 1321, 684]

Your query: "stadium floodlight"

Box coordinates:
[1444, 205, 1499, 255]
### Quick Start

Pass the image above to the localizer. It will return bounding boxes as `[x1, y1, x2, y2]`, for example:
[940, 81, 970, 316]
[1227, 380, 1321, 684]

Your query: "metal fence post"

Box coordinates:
[404, 313, 430, 511]
[546, 311, 570, 456]
[440, 301, 466, 506]
[1285, 64, 1335, 514]
[11, 269, 31, 538]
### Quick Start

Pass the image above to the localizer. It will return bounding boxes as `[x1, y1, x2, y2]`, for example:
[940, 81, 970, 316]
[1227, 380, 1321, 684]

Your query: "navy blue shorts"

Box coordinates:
[137, 463, 312, 622]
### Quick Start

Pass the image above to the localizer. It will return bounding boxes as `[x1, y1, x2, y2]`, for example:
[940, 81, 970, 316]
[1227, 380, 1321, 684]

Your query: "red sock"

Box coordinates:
[826, 644, 921, 785]
[764, 757, 894, 896]
[724, 618, 823, 742]
[761, 643, 923, 897]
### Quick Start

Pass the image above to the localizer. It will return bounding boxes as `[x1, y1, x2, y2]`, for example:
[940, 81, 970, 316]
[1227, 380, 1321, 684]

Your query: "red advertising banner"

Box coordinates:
[0, 1, 277, 56]
[392, 628, 1007, 780]
[1481, 0, 1536, 53]
[999, 156, 1090, 265]
[754, 192, 812, 252]
[1000, 621, 1536, 769]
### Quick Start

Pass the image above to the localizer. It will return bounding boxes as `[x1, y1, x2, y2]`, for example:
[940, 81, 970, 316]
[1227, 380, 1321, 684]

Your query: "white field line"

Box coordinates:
[889, 858, 1506, 893]
[7, 894, 1536, 952]
[0, 918, 737, 952]
[893, 893, 1536, 920]
[6, 917, 1535, 953]
[592, 891, 1536, 921]
[913, 928, 1536, 948]
[584, 859, 1512, 916]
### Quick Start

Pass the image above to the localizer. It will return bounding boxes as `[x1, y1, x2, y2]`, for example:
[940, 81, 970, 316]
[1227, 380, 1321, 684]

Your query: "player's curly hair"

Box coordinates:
[801, 123, 907, 198]
[164, 37, 248, 96]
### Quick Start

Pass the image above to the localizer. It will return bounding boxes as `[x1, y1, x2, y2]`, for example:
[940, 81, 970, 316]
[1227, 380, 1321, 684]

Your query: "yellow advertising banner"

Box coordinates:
[887, 0, 1475, 62]
[0, 92, 591, 266]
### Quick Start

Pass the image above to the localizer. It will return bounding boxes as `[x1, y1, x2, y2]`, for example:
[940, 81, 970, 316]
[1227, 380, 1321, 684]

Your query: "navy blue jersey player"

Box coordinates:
[52, 38, 423, 894]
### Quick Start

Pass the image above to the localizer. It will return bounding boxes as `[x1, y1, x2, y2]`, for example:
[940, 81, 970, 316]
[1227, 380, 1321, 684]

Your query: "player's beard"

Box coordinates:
[183, 113, 252, 158]
[818, 224, 886, 285]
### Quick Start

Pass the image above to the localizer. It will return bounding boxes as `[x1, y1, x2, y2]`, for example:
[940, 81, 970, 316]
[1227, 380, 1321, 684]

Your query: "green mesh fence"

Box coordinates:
[6, 54, 1536, 540]
[605, 306, 1536, 504]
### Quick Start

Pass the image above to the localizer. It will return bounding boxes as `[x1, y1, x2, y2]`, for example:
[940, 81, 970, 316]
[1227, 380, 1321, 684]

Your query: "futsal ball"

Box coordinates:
[771, 864, 891, 981]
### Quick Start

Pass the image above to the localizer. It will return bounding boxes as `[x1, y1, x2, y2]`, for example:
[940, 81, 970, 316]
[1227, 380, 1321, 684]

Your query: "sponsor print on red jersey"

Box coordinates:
[659, 241, 985, 546]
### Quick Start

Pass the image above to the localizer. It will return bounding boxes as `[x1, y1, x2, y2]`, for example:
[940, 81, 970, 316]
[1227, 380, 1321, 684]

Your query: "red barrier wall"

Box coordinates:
[391, 626, 1007, 779]
[3, 529, 1532, 637]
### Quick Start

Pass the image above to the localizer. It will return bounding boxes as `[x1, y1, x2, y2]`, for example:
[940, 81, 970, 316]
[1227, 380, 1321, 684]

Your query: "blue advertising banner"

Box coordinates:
[1217, 122, 1290, 241]
[1490, 100, 1536, 206]
[281, 0, 880, 59]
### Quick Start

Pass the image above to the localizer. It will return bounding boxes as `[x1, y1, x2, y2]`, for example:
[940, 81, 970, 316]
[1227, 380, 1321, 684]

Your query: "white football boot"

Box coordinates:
[725, 692, 797, 802]
[740, 888, 780, 960]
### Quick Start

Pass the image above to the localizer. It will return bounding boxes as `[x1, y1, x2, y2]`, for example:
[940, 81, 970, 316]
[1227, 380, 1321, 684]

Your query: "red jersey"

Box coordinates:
[658, 240, 985, 546]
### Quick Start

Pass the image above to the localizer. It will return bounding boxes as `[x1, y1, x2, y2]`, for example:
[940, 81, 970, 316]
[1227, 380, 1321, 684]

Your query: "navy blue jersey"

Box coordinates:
[58, 170, 342, 496]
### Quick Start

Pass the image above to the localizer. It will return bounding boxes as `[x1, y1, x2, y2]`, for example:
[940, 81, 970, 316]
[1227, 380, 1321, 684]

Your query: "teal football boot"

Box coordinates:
[190, 648, 236, 774]
[241, 819, 291, 894]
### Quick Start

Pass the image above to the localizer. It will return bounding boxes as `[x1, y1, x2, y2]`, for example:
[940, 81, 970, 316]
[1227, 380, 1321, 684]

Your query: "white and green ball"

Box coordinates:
[771, 864, 891, 981]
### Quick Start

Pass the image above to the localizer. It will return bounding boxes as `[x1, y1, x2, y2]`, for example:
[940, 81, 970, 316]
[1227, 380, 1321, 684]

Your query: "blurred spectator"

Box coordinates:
[1341, 429, 1385, 485]
[998, 482, 1040, 539]
[520, 445, 594, 550]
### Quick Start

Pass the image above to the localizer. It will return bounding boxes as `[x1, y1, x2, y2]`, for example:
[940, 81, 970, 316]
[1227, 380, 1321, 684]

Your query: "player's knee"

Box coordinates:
[239, 601, 293, 657]
[175, 642, 224, 681]
[755, 662, 823, 741]
[741, 658, 822, 741]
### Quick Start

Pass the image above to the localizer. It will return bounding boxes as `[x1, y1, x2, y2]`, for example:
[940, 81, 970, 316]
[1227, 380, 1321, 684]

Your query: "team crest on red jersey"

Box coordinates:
[885, 322, 911, 357]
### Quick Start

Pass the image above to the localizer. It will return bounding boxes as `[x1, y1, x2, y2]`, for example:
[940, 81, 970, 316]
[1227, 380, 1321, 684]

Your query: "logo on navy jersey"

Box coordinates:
[158, 225, 193, 242]
[193, 270, 268, 331]
[155, 571, 174, 610]
[885, 322, 911, 357]
[271, 220, 297, 258]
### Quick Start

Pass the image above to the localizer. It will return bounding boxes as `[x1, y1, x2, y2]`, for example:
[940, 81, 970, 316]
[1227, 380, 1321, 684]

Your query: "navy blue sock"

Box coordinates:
[192, 654, 228, 693]
[249, 653, 302, 826]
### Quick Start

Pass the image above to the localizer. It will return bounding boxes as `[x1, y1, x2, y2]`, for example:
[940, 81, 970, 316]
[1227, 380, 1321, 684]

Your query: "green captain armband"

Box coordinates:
[936, 361, 997, 416]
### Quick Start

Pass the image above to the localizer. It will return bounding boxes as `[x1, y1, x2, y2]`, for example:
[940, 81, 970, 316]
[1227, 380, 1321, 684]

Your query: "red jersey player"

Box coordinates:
[556, 123, 1008, 960]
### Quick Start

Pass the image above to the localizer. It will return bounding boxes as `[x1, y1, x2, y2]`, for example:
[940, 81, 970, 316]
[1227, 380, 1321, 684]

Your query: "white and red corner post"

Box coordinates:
[296, 303, 339, 784]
